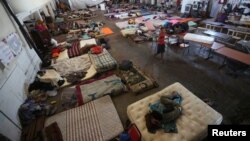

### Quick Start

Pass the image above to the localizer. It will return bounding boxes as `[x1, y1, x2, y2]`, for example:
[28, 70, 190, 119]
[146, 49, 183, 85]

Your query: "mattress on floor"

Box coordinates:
[150, 19, 163, 27]
[127, 82, 223, 141]
[79, 39, 97, 54]
[80, 38, 97, 48]
[75, 74, 127, 105]
[116, 20, 154, 31]
[89, 49, 117, 73]
[52, 54, 91, 76]
[184, 33, 214, 45]
[115, 12, 129, 19]
[45, 95, 123, 141]
[37, 69, 64, 87]
[116, 21, 137, 29]
[61, 65, 97, 87]
[54, 49, 69, 63]
[121, 28, 137, 37]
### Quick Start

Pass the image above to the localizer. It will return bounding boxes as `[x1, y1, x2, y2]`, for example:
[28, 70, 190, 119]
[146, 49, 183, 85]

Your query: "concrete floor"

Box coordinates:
[92, 11, 250, 127]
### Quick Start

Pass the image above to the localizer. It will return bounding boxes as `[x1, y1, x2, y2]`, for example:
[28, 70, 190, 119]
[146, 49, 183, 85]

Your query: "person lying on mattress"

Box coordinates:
[145, 91, 182, 133]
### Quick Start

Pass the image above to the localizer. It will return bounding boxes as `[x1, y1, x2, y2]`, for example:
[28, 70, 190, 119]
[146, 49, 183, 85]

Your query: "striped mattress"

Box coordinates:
[45, 95, 123, 141]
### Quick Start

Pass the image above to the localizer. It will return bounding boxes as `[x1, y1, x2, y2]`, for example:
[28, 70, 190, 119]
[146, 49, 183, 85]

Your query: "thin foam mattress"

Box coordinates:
[45, 95, 123, 141]
[184, 33, 214, 45]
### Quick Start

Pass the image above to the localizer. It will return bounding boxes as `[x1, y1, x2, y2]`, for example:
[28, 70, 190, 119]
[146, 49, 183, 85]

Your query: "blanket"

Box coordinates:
[101, 27, 114, 35]
[119, 66, 158, 94]
[68, 40, 81, 58]
[52, 54, 91, 76]
[89, 48, 117, 73]
[76, 74, 126, 105]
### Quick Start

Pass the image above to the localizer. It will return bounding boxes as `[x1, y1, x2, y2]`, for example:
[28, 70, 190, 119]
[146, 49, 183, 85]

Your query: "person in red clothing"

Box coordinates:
[176, 0, 181, 10]
[155, 27, 166, 60]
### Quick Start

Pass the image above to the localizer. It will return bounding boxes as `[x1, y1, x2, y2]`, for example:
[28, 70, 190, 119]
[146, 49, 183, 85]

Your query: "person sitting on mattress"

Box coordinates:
[154, 27, 166, 61]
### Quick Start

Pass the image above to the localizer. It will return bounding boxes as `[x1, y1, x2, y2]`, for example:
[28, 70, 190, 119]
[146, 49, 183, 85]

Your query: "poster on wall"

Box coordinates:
[0, 41, 14, 67]
[5, 33, 22, 55]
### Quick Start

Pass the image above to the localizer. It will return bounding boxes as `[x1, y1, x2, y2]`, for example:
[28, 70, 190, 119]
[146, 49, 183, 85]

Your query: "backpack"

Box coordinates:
[119, 60, 133, 71]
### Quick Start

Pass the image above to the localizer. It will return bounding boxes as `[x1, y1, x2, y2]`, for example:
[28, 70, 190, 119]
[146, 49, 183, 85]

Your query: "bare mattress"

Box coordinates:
[127, 82, 222, 141]
[45, 95, 123, 141]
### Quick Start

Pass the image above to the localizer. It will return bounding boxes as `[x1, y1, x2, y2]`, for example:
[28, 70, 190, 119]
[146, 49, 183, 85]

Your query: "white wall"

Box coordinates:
[0, 2, 41, 141]
[7, 0, 50, 13]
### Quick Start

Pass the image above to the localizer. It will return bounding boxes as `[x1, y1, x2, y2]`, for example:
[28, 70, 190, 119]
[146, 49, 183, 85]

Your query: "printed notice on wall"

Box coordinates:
[5, 33, 22, 55]
[0, 41, 14, 67]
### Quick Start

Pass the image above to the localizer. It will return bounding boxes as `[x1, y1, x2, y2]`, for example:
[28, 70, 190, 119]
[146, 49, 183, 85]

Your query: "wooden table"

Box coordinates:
[215, 47, 250, 66]
[204, 42, 225, 59]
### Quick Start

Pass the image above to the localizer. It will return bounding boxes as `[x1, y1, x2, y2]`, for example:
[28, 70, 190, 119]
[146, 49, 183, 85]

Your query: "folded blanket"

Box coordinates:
[68, 40, 81, 58]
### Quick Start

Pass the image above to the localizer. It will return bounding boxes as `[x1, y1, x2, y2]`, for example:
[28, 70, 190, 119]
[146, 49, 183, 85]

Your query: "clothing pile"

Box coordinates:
[65, 71, 87, 84]
[145, 92, 182, 133]
[18, 98, 57, 127]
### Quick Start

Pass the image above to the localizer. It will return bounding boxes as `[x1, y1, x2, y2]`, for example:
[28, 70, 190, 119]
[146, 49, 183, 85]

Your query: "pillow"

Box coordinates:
[79, 44, 96, 54]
